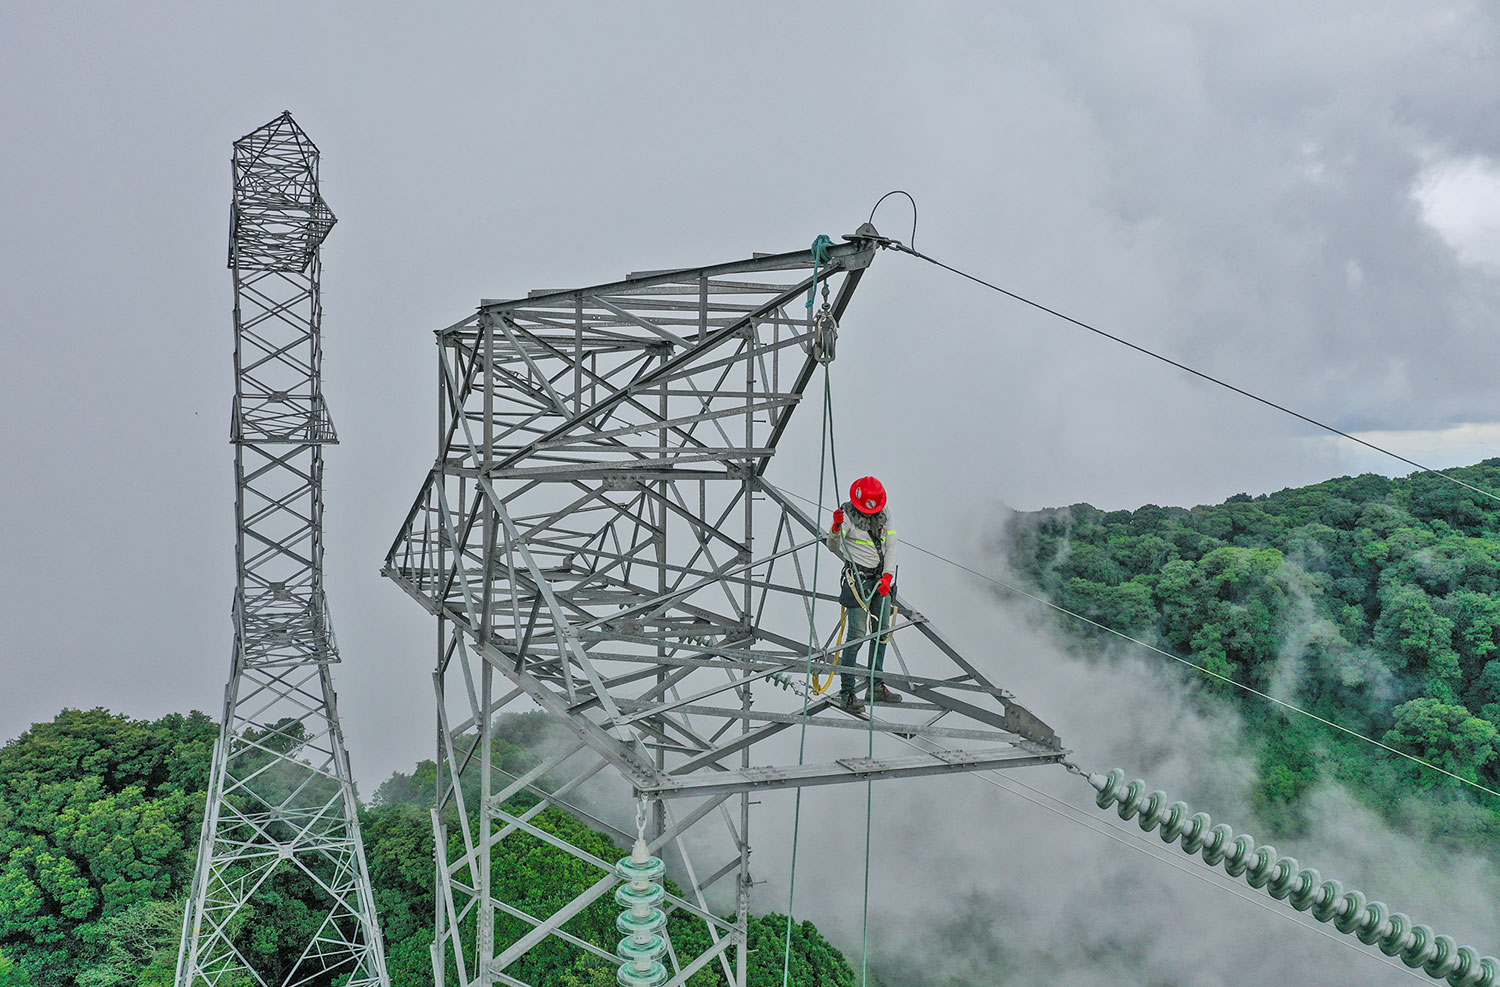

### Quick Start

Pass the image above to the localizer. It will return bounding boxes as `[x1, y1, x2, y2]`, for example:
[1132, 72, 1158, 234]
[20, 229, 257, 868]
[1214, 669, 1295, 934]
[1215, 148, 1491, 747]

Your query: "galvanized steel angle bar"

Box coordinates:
[653, 481, 753, 590]
[489, 758, 631, 847]
[234, 312, 316, 363]
[462, 630, 659, 788]
[236, 329, 316, 380]
[480, 241, 869, 314]
[488, 286, 824, 471]
[635, 704, 1016, 745]
[488, 756, 607, 847]
[655, 826, 738, 985]
[433, 682, 482, 881]
[512, 484, 645, 545]
[673, 717, 799, 775]
[440, 347, 487, 463]
[481, 802, 728, 941]
[584, 294, 691, 348]
[227, 676, 326, 737]
[235, 273, 315, 328]
[489, 314, 573, 413]
[485, 484, 626, 719]
[238, 442, 316, 486]
[476, 334, 660, 450]
[491, 871, 618, 970]
[230, 660, 326, 714]
[484, 360, 588, 428]
[433, 481, 488, 631]
[690, 855, 745, 901]
[490, 896, 619, 967]
[533, 395, 795, 448]
[573, 647, 1018, 703]
[614, 663, 796, 727]
[591, 288, 772, 310]
[569, 537, 813, 634]
[486, 738, 590, 810]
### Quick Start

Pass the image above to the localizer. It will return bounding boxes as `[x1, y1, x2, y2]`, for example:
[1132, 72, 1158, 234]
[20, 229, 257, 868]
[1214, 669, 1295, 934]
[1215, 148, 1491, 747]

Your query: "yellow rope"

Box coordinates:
[811, 609, 846, 695]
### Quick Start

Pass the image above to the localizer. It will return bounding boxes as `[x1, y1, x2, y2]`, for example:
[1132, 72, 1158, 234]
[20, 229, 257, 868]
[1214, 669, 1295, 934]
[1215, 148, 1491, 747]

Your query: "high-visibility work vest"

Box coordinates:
[826, 501, 896, 578]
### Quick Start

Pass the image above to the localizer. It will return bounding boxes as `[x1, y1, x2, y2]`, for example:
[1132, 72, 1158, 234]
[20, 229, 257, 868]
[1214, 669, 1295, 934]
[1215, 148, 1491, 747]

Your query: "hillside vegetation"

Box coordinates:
[0, 709, 852, 986]
[1001, 459, 1500, 836]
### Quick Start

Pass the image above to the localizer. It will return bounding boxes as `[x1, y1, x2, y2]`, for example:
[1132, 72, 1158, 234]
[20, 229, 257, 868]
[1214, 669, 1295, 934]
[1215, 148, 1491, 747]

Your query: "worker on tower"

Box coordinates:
[825, 476, 902, 714]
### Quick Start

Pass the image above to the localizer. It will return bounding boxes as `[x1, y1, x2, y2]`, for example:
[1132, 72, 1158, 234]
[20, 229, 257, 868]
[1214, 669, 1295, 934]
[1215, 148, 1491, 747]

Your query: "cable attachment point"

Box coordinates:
[805, 234, 834, 311]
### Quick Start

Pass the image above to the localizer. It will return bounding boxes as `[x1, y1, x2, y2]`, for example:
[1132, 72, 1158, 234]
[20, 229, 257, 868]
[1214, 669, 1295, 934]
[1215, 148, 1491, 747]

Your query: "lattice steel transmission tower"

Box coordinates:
[178, 112, 390, 987]
[383, 228, 1067, 986]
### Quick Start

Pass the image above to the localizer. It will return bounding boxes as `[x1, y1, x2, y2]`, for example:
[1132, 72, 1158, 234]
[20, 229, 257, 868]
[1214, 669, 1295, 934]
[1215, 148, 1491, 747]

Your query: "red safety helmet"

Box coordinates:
[849, 476, 887, 514]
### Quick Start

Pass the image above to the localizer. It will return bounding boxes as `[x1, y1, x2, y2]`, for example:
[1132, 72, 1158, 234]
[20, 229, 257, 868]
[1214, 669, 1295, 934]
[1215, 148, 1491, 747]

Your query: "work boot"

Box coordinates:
[838, 691, 865, 714]
[871, 683, 903, 704]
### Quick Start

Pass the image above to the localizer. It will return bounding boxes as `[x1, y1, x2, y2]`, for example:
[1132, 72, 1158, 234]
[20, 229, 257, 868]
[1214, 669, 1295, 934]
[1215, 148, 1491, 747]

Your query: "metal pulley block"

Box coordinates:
[811, 303, 838, 364]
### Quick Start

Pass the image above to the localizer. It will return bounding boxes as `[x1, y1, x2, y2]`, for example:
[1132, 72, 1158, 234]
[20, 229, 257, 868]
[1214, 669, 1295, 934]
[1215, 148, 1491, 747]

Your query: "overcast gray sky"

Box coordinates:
[5, 3, 1500, 982]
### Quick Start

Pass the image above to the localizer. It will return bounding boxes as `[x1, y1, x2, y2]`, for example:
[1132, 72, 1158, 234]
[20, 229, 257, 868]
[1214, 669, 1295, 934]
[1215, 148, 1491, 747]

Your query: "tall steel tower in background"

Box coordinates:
[384, 230, 1066, 985]
[178, 113, 390, 987]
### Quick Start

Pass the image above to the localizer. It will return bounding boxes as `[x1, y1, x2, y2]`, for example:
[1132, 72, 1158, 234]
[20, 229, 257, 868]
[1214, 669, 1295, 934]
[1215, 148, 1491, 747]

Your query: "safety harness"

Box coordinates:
[811, 504, 900, 696]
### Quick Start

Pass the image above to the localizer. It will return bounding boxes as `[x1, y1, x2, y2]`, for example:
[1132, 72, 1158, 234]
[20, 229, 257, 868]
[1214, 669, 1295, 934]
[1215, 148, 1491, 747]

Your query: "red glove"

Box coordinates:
[832, 508, 845, 532]
[877, 573, 893, 597]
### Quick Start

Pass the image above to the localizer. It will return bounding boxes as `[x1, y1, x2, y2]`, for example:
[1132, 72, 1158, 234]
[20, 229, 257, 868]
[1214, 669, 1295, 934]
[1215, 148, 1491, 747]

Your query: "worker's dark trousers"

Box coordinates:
[839, 571, 894, 696]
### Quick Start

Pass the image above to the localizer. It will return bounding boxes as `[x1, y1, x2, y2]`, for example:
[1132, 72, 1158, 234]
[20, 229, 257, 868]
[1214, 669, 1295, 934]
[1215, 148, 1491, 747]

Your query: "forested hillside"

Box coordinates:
[0, 710, 853, 986]
[1001, 459, 1500, 836]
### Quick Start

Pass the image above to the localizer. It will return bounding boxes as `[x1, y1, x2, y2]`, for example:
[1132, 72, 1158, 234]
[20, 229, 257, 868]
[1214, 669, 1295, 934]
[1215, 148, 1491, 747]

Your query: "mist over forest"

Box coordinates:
[4, 462, 1499, 985]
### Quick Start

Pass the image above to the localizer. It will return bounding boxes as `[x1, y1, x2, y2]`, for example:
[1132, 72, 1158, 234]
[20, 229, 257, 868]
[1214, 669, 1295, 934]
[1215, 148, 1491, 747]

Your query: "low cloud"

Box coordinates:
[1414, 155, 1500, 272]
[744, 565, 1500, 986]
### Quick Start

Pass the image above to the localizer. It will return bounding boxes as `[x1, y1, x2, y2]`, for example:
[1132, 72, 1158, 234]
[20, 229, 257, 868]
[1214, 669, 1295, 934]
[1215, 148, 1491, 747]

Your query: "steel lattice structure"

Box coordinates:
[383, 227, 1068, 986]
[178, 113, 390, 987]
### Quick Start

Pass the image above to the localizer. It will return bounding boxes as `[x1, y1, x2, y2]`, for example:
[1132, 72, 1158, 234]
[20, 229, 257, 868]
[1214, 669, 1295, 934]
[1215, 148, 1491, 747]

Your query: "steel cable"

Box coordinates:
[884, 241, 1500, 507]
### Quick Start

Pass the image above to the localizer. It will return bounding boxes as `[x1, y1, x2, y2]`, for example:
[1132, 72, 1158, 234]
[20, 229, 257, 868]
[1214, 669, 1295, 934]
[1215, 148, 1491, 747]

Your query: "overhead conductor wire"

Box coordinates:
[882, 239, 1500, 507]
[778, 368, 834, 987]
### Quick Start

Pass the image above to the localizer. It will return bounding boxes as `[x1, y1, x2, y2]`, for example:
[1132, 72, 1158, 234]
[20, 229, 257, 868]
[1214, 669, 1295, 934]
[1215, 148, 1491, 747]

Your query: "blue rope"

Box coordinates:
[820, 381, 878, 987]
[806, 234, 834, 310]
[784, 246, 879, 986]
[779, 368, 835, 987]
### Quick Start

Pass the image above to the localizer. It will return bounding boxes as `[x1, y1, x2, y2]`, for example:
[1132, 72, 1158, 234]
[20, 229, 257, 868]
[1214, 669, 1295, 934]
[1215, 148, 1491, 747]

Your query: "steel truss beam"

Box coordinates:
[178, 113, 390, 987]
[384, 226, 1067, 986]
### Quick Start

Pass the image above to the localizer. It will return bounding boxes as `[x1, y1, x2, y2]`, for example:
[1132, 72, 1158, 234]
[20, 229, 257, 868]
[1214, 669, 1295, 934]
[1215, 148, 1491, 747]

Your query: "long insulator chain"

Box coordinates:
[615, 798, 668, 987]
[1088, 769, 1499, 987]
